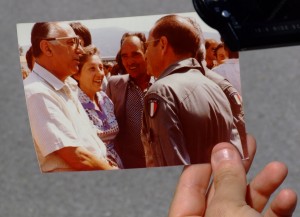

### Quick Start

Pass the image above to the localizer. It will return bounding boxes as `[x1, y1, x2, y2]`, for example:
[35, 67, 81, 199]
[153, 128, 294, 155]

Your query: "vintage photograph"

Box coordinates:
[17, 12, 248, 172]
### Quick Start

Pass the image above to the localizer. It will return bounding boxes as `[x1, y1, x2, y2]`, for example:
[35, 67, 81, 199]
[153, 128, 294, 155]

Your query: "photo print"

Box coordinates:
[17, 12, 248, 173]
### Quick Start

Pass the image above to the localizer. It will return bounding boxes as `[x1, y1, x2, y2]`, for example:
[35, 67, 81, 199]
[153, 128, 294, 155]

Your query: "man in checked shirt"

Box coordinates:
[106, 32, 153, 168]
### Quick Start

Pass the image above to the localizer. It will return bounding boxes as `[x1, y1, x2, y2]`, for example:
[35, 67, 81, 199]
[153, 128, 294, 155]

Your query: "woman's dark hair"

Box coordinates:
[78, 44, 100, 73]
[69, 22, 92, 46]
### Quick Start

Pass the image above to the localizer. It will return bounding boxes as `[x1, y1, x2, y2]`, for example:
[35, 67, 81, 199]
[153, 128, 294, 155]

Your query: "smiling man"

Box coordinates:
[106, 32, 152, 168]
[24, 22, 117, 172]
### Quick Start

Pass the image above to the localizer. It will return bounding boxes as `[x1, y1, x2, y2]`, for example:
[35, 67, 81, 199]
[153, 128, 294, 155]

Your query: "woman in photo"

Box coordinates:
[74, 45, 123, 168]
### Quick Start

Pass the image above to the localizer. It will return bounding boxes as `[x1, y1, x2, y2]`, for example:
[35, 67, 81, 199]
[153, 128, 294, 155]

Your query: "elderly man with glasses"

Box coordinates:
[24, 22, 117, 172]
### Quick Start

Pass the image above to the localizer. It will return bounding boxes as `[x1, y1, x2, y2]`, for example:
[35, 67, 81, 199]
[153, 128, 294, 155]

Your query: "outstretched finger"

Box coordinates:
[168, 163, 212, 217]
[264, 188, 297, 217]
[246, 162, 288, 212]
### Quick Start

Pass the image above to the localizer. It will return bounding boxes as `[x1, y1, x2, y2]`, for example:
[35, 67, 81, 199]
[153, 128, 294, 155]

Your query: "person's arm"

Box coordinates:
[142, 93, 189, 166]
[25, 91, 117, 171]
[55, 146, 117, 170]
[168, 135, 297, 217]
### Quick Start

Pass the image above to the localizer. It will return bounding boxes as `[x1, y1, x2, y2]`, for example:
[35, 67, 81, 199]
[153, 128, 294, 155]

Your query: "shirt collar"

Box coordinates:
[128, 75, 154, 90]
[32, 63, 78, 91]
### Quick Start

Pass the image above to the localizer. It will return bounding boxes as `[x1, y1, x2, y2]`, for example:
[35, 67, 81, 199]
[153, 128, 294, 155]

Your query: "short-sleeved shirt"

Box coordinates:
[24, 63, 108, 172]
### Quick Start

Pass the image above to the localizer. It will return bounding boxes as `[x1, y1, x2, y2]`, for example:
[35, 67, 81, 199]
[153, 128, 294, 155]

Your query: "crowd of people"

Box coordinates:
[20, 14, 297, 217]
[21, 15, 247, 171]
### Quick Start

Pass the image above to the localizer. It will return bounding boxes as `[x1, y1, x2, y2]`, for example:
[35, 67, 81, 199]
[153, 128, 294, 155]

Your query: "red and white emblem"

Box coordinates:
[233, 93, 242, 106]
[148, 100, 158, 118]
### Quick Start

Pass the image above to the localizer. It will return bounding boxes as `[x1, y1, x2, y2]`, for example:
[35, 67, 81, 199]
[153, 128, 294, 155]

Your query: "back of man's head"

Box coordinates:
[151, 14, 200, 57]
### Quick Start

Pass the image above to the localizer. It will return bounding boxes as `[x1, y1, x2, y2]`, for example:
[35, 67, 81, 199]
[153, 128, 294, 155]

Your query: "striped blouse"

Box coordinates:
[77, 89, 119, 145]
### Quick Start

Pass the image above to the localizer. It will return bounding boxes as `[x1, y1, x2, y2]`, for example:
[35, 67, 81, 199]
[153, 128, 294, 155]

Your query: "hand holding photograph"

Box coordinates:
[17, 12, 248, 172]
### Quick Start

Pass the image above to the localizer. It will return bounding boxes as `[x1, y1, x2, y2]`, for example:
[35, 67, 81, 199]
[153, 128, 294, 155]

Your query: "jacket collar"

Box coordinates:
[157, 58, 202, 81]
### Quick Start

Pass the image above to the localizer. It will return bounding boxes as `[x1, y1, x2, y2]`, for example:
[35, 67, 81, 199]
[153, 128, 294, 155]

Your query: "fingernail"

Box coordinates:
[212, 148, 236, 166]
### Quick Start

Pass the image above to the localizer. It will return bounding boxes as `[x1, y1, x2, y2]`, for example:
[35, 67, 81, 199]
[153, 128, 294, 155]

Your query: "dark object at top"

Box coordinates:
[193, 0, 300, 51]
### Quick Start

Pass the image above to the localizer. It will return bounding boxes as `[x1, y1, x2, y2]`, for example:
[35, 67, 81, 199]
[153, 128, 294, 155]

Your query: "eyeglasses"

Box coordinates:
[144, 39, 160, 48]
[43, 36, 82, 50]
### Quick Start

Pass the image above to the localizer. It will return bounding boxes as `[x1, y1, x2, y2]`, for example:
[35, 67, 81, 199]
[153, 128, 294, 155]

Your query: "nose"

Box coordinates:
[96, 67, 105, 77]
[127, 56, 136, 66]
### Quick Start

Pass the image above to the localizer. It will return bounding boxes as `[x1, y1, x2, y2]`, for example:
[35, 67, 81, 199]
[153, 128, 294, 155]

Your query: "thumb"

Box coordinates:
[206, 143, 248, 216]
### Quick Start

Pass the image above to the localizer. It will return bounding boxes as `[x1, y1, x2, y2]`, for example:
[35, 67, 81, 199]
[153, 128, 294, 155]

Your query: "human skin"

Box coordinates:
[168, 135, 297, 217]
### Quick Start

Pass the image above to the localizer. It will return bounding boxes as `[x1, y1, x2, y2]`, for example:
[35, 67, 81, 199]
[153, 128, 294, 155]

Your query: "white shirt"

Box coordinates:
[212, 58, 242, 94]
[24, 63, 107, 172]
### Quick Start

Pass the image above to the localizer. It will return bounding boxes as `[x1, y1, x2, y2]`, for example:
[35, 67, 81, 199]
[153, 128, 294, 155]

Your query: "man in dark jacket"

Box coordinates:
[106, 32, 151, 168]
[141, 14, 243, 167]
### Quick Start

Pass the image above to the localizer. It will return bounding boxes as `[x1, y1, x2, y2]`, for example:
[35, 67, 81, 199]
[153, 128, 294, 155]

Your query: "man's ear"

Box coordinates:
[40, 40, 53, 56]
[160, 36, 168, 54]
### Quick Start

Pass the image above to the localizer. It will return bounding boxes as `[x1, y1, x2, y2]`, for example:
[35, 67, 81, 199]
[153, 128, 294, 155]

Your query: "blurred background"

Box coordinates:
[0, 0, 299, 216]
